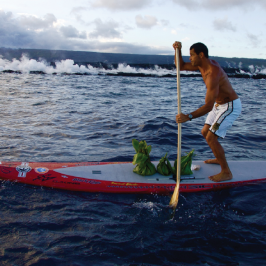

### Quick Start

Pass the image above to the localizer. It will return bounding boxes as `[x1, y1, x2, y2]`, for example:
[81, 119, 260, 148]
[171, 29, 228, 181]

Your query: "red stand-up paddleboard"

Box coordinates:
[1, 161, 266, 194]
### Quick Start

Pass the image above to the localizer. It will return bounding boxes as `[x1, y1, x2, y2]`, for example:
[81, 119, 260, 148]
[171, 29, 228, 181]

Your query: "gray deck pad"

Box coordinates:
[54, 161, 266, 184]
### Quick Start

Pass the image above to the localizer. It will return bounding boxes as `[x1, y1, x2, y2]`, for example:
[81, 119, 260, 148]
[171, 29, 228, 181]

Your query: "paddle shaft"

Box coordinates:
[176, 48, 182, 175]
[169, 47, 181, 209]
[176, 47, 182, 184]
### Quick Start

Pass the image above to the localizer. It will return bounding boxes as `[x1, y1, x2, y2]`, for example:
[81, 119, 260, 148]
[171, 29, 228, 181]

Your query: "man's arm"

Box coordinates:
[176, 71, 220, 123]
[173, 42, 198, 71]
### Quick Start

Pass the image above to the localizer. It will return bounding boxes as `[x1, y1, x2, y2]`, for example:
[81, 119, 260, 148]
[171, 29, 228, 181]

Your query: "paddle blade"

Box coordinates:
[169, 183, 180, 209]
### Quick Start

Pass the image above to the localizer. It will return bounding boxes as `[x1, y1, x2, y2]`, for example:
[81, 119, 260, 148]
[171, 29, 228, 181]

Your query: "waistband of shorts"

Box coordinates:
[215, 98, 241, 106]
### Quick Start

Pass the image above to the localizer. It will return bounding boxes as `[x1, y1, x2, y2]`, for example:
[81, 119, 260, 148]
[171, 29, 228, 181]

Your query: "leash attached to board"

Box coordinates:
[169, 45, 181, 210]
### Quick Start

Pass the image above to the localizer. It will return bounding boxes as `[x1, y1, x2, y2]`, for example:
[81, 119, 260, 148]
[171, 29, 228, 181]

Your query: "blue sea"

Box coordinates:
[0, 58, 266, 265]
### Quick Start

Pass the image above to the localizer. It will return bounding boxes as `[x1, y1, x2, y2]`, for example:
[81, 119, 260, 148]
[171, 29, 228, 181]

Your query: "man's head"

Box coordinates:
[190, 42, 209, 58]
[189, 42, 209, 66]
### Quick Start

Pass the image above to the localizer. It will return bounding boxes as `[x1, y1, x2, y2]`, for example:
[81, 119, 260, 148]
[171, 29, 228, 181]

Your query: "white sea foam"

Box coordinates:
[0, 55, 198, 76]
[249, 65, 255, 73]
[248, 64, 266, 74]
[0, 55, 53, 73]
[1, 55, 265, 77]
[52, 59, 90, 74]
[260, 68, 266, 74]
[132, 201, 162, 217]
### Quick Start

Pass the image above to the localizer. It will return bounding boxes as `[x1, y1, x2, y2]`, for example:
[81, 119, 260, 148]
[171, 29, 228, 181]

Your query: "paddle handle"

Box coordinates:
[176, 48, 181, 115]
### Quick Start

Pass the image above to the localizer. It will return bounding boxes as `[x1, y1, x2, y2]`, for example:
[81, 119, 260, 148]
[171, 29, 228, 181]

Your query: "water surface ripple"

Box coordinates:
[0, 73, 266, 265]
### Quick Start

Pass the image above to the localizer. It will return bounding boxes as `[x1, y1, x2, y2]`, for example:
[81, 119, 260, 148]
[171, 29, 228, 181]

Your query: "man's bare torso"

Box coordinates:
[200, 59, 238, 105]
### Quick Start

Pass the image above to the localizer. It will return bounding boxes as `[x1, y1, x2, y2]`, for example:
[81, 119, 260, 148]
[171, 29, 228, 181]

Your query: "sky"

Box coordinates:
[1, 0, 266, 59]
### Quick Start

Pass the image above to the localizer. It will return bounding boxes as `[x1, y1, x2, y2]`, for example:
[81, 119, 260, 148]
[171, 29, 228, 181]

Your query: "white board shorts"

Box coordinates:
[205, 98, 241, 139]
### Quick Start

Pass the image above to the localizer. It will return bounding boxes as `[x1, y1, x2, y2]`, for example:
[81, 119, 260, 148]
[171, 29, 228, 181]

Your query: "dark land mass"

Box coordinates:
[1, 47, 266, 68]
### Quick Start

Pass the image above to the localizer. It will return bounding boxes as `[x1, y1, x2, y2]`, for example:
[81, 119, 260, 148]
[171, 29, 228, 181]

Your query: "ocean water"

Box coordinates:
[0, 64, 266, 265]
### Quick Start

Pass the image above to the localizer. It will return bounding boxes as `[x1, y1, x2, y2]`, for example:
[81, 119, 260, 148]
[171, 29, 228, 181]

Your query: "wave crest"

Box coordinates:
[1, 55, 266, 79]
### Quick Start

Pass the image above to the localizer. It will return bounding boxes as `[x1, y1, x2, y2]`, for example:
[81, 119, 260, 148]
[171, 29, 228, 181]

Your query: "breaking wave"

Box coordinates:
[0, 55, 266, 79]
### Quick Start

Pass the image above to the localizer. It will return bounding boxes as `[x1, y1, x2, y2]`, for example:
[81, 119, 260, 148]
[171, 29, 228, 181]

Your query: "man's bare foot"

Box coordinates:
[209, 172, 233, 182]
[204, 158, 220, 164]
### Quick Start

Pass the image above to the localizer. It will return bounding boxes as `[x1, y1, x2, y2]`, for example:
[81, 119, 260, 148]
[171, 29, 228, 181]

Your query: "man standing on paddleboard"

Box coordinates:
[173, 41, 241, 182]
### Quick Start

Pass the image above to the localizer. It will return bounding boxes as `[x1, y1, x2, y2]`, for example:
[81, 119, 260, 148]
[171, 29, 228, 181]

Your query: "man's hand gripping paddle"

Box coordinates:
[169, 45, 181, 210]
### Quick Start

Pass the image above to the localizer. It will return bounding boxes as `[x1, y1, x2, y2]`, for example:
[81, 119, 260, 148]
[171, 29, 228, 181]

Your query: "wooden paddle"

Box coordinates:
[169, 46, 181, 210]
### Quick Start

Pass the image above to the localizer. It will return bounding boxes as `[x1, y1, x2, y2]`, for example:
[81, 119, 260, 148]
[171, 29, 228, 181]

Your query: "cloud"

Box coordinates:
[89, 0, 152, 10]
[85, 42, 172, 54]
[171, 29, 177, 35]
[171, 0, 200, 10]
[70, 7, 88, 24]
[179, 23, 198, 29]
[160, 19, 169, 27]
[181, 37, 190, 42]
[213, 18, 236, 32]
[89, 19, 122, 39]
[60, 25, 87, 39]
[247, 33, 259, 47]
[172, 0, 266, 10]
[18, 13, 57, 30]
[0, 10, 87, 50]
[135, 15, 158, 29]
[18, 14, 57, 30]
[0, 10, 171, 55]
[204, 0, 266, 10]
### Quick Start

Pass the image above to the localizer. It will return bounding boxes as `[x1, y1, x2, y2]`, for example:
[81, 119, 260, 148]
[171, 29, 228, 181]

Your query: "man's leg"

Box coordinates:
[201, 124, 219, 164]
[202, 125, 232, 181]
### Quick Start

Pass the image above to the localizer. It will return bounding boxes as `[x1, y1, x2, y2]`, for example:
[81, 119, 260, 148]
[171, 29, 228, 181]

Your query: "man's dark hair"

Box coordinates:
[190, 42, 209, 58]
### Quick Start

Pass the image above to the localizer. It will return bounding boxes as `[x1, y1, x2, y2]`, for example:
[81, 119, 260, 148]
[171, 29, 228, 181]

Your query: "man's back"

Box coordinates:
[198, 59, 238, 104]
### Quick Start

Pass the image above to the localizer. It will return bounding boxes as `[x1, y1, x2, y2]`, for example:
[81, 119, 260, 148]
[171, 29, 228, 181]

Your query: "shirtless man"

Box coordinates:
[173, 41, 241, 182]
